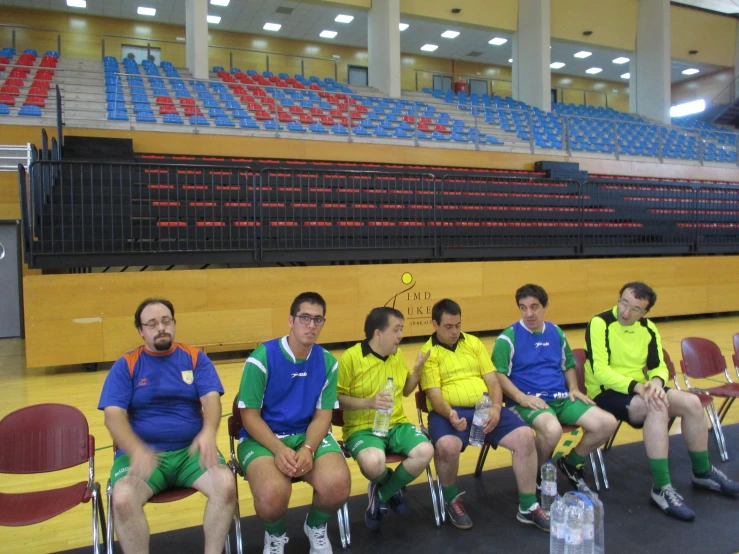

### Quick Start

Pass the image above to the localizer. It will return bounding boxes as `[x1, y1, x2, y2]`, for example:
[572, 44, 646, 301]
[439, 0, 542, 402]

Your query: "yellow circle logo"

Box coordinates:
[401, 272, 413, 285]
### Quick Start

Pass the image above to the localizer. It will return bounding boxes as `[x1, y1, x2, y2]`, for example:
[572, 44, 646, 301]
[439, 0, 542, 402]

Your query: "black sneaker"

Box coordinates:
[444, 492, 473, 529]
[516, 502, 550, 532]
[556, 456, 587, 490]
[693, 466, 739, 497]
[387, 486, 408, 515]
[365, 481, 386, 531]
[650, 485, 696, 521]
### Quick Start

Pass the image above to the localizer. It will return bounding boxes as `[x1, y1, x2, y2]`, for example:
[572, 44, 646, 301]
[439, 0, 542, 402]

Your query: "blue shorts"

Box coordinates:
[593, 387, 670, 430]
[428, 406, 527, 451]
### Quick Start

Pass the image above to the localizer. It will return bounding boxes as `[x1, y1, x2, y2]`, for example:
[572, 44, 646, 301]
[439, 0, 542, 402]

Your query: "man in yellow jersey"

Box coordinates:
[586, 282, 739, 521]
[421, 299, 548, 532]
[338, 307, 434, 531]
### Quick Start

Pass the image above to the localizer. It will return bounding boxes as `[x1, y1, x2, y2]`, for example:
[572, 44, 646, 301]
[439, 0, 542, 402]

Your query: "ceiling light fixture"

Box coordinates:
[207, 15, 221, 23]
[612, 57, 629, 64]
[621, 72, 631, 79]
[335, 14, 354, 23]
[67, 0, 86, 7]
[682, 68, 699, 75]
[574, 51, 592, 58]
[320, 30, 338, 39]
[488, 37, 507, 45]
[585, 67, 602, 74]
[441, 30, 460, 38]
[137, 6, 156, 15]
[263, 23, 281, 31]
[210, 0, 230, 6]
[550, 62, 565, 69]
[399, 23, 409, 31]
[421, 44, 439, 52]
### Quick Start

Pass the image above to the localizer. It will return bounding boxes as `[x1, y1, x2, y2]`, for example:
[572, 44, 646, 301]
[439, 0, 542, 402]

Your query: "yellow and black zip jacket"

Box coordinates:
[584, 306, 668, 399]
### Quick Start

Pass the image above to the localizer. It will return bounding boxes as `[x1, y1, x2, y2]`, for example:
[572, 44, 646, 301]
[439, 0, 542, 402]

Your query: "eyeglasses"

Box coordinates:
[141, 317, 174, 329]
[295, 314, 326, 327]
[618, 298, 646, 316]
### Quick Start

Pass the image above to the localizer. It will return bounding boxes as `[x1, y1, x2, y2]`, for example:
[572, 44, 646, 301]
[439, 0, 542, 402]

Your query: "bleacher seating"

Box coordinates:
[0, 46, 57, 116]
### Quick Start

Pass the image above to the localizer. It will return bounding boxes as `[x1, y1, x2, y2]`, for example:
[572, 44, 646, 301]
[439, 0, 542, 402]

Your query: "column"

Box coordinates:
[633, 0, 670, 123]
[368, 0, 401, 98]
[513, 0, 551, 111]
[186, 0, 208, 80]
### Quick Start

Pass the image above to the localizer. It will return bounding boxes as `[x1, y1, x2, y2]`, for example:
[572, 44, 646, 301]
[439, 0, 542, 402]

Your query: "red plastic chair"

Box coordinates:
[227, 396, 345, 549]
[0, 404, 105, 553]
[680, 337, 739, 461]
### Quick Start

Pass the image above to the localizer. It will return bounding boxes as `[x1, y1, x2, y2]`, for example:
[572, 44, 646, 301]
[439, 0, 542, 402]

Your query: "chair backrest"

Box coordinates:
[0, 403, 92, 474]
[680, 337, 727, 379]
[229, 394, 243, 439]
[571, 348, 587, 394]
[662, 348, 677, 380]
[733, 333, 739, 368]
[414, 389, 429, 413]
[331, 408, 345, 427]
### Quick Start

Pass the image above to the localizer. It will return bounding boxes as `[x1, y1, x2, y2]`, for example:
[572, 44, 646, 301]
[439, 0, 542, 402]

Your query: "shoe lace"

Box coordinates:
[449, 492, 467, 515]
[662, 485, 685, 506]
[267, 534, 289, 554]
[307, 524, 329, 549]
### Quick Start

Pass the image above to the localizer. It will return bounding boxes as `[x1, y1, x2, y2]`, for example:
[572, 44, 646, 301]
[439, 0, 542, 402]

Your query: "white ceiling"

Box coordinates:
[674, 0, 739, 14]
[0, 0, 730, 84]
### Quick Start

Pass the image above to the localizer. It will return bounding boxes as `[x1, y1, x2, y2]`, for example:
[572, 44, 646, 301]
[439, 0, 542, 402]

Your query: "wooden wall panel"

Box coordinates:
[23, 255, 739, 367]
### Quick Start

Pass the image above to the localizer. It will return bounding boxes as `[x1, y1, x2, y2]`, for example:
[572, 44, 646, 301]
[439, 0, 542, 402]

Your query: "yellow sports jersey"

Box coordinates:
[420, 332, 493, 410]
[337, 341, 410, 439]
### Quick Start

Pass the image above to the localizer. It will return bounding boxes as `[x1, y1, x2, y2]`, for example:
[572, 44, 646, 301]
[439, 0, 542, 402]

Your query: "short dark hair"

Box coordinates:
[364, 307, 404, 340]
[431, 298, 461, 324]
[619, 282, 657, 311]
[290, 292, 327, 317]
[515, 284, 549, 308]
[134, 298, 175, 329]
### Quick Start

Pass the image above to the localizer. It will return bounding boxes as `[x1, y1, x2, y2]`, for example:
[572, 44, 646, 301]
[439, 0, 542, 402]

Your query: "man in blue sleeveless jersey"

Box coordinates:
[99, 298, 236, 554]
[493, 284, 617, 490]
[237, 292, 351, 554]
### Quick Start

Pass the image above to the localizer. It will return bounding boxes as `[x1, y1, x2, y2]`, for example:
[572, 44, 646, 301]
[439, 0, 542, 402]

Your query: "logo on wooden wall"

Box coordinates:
[384, 272, 433, 328]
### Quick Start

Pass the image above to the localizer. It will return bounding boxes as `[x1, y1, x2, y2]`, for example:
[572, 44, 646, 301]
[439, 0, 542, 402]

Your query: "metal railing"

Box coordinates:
[0, 24, 61, 55]
[0, 144, 32, 171]
[208, 46, 339, 82]
[19, 160, 739, 268]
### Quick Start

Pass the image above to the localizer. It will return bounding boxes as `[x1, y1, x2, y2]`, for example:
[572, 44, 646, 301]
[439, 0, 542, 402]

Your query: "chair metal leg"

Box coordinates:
[232, 496, 243, 554]
[474, 444, 490, 477]
[425, 465, 442, 528]
[105, 480, 114, 554]
[224, 534, 231, 554]
[91, 483, 102, 554]
[588, 452, 601, 492]
[707, 402, 729, 462]
[436, 476, 446, 523]
[338, 502, 351, 548]
[596, 447, 608, 490]
[717, 397, 734, 422]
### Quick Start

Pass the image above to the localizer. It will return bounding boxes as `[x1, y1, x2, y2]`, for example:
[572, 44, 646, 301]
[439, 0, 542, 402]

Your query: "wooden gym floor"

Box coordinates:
[1, 314, 739, 553]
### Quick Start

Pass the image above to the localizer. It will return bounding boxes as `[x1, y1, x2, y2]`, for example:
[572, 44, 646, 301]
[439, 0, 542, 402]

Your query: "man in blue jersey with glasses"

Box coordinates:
[99, 298, 236, 554]
[236, 292, 351, 554]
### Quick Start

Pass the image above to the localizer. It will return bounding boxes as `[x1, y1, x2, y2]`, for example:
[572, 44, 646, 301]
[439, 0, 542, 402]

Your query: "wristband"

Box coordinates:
[302, 444, 315, 458]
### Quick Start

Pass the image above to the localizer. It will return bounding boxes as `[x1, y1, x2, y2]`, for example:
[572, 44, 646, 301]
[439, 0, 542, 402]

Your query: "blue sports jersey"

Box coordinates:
[503, 321, 569, 405]
[98, 343, 224, 454]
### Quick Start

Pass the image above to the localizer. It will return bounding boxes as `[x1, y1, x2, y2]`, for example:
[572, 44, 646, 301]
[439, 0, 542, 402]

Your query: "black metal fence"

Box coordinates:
[18, 160, 739, 268]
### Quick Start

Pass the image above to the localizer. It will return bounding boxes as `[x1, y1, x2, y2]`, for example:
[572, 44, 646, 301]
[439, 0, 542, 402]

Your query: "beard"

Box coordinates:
[154, 335, 173, 351]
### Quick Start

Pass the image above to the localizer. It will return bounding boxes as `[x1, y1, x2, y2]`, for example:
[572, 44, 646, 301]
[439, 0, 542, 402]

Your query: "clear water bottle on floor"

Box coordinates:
[540, 458, 558, 512]
[468, 392, 491, 447]
[372, 377, 395, 437]
[581, 500, 594, 554]
[564, 504, 584, 554]
[577, 484, 604, 554]
[549, 497, 566, 554]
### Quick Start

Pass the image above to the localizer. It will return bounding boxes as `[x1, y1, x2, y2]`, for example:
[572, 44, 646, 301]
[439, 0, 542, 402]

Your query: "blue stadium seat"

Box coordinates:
[0, 104, 11, 115]
[19, 106, 42, 116]
[214, 116, 235, 127]
[189, 115, 210, 125]
[163, 114, 184, 124]
[239, 118, 259, 129]
[287, 122, 306, 132]
[107, 111, 129, 121]
[136, 113, 157, 123]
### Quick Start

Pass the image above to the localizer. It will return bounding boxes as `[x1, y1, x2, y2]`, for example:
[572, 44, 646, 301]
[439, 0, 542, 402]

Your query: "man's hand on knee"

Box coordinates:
[189, 430, 219, 469]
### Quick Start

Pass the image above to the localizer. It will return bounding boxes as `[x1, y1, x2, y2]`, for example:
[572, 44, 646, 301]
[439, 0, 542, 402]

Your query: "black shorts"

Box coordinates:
[593, 387, 670, 430]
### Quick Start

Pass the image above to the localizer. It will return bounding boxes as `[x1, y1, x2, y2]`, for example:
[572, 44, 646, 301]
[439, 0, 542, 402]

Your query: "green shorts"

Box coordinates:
[513, 398, 593, 427]
[110, 445, 227, 495]
[345, 423, 429, 458]
[237, 432, 342, 473]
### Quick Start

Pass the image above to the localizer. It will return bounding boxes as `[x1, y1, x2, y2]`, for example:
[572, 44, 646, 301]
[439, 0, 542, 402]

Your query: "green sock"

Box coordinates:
[648, 458, 671, 490]
[378, 464, 416, 503]
[373, 468, 391, 486]
[442, 484, 459, 503]
[689, 450, 711, 475]
[306, 505, 333, 529]
[565, 449, 587, 468]
[264, 518, 286, 536]
[519, 492, 538, 512]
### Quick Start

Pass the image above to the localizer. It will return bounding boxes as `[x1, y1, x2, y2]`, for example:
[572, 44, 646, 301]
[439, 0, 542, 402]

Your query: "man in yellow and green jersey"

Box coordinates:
[586, 281, 739, 522]
[338, 307, 433, 531]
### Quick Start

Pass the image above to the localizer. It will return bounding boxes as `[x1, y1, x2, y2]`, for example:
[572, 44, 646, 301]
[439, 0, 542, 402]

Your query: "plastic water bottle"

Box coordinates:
[372, 377, 395, 437]
[540, 459, 558, 512]
[577, 484, 604, 554]
[468, 392, 491, 447]
[549, 497, 566, 554]
[581, 501, 594, 554]
[564, 504, 584, 554]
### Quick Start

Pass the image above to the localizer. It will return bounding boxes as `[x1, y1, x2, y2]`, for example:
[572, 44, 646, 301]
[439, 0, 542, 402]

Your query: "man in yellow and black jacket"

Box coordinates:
[585, 281, 739, 522]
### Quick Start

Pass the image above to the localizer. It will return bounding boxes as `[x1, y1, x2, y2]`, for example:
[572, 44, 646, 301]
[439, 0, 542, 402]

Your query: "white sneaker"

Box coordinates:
[263, 530, 289, 554]
[303, 518, 333, 554]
